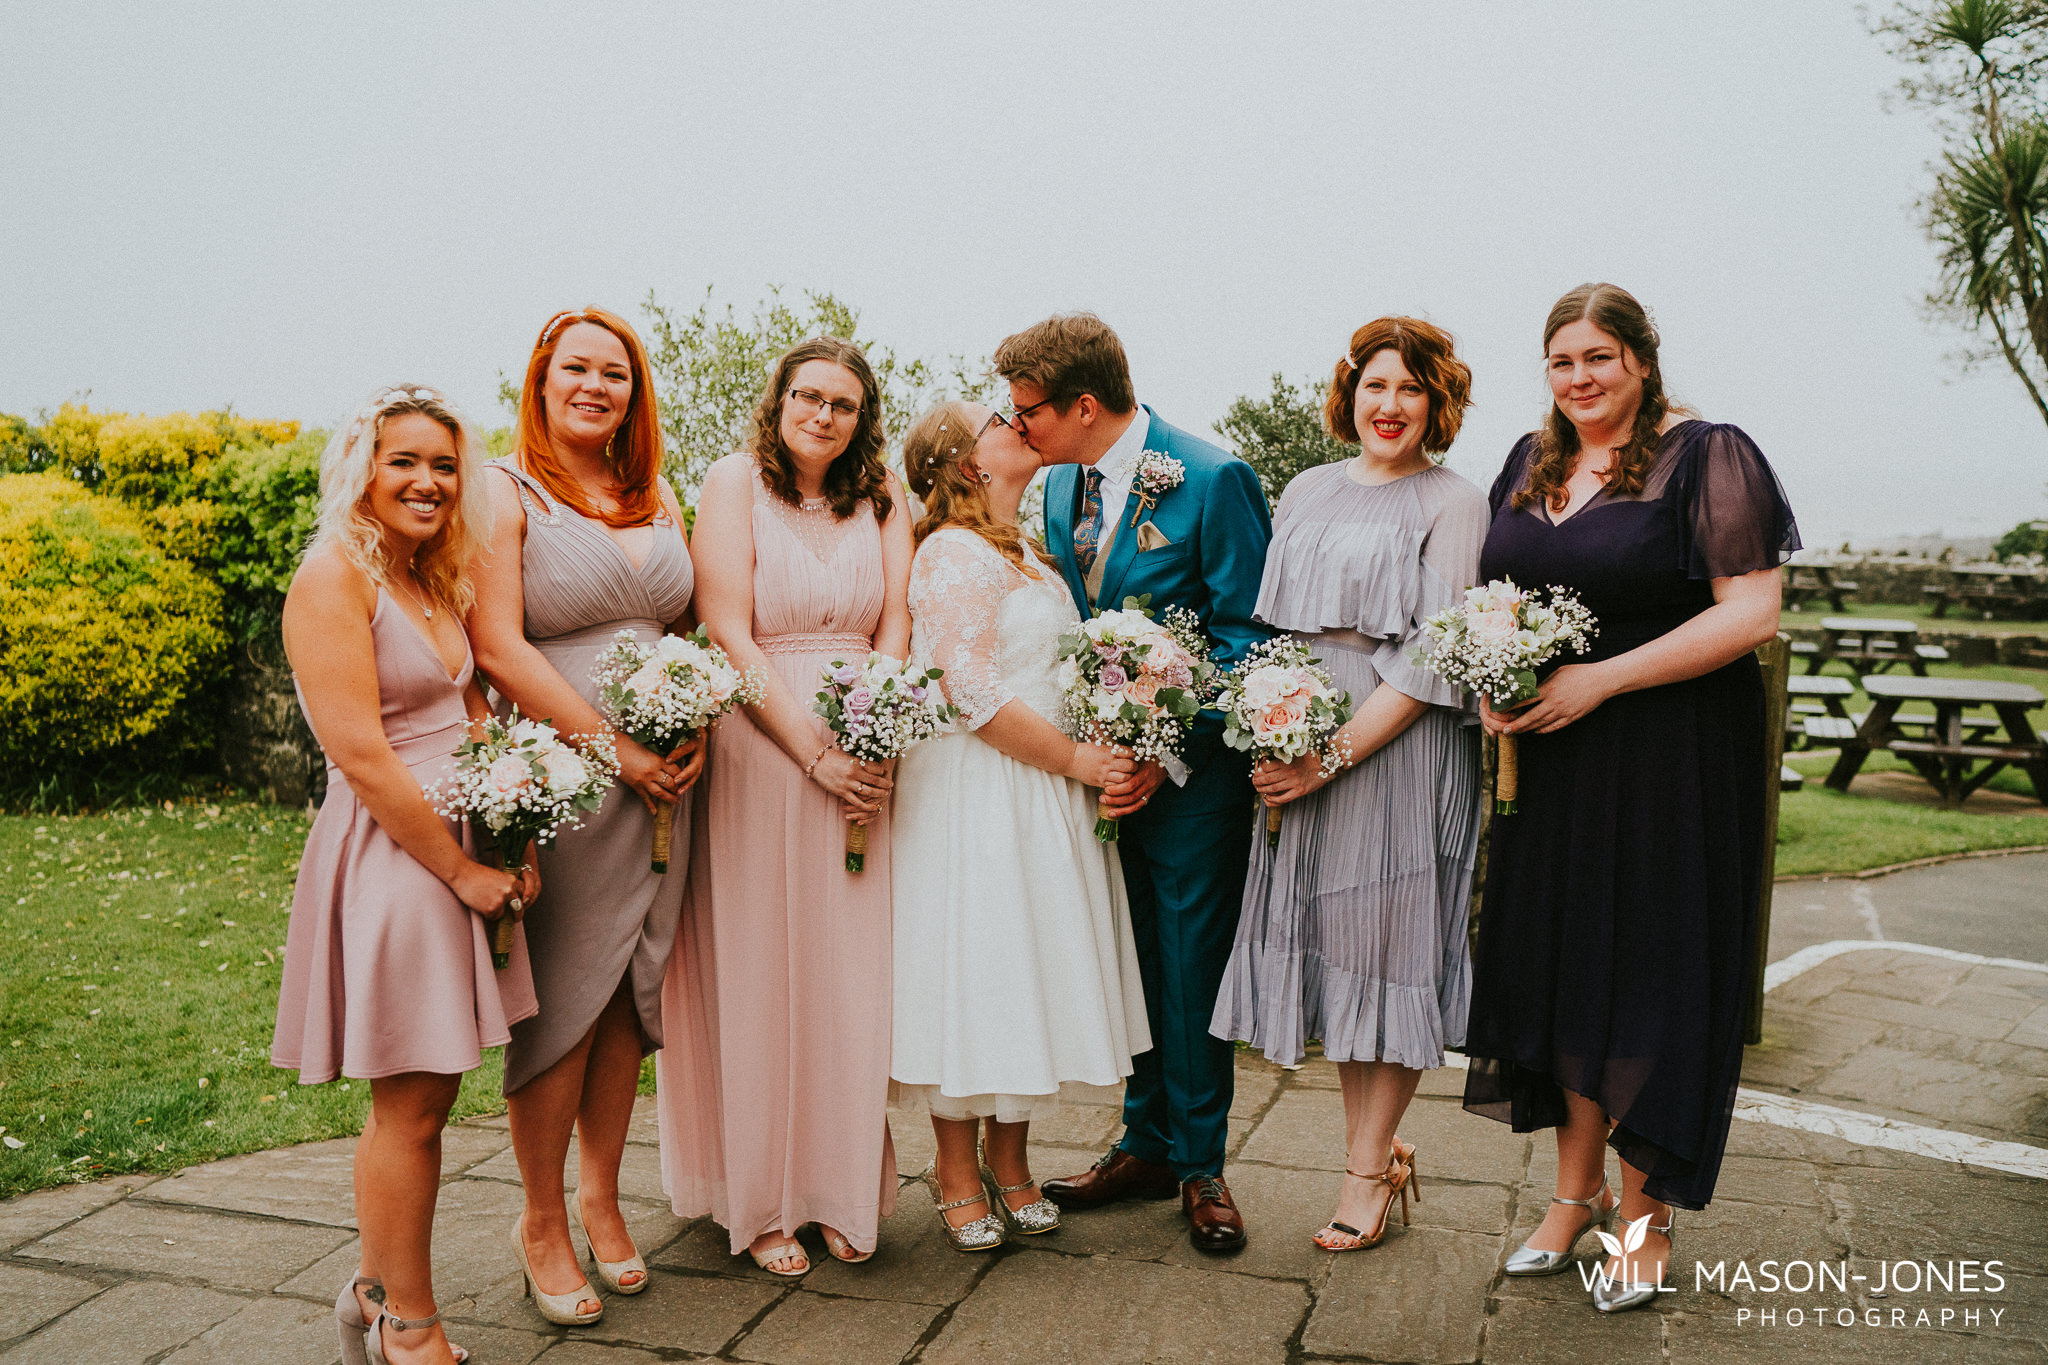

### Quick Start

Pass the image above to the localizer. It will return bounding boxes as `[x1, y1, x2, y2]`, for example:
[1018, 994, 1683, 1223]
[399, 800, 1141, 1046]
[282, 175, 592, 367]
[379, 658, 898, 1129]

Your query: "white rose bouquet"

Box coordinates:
[1417, 578, 1597, 814]
[591, 626, 764, 873]
[1213, 638, 1355, 848]
[434, 709, 619, 966]
[814, 652, 959, 871]
[1055, 596, 1217, 843]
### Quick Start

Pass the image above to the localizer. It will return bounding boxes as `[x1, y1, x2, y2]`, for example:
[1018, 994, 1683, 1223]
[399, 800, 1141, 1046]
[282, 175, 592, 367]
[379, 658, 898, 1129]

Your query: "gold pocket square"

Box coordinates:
[1135, 521, 1173, 552]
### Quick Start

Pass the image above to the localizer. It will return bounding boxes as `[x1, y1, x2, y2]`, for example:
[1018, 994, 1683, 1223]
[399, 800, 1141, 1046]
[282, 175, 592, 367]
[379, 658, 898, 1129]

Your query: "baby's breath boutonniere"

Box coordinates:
[1130, 450, 1186, 527]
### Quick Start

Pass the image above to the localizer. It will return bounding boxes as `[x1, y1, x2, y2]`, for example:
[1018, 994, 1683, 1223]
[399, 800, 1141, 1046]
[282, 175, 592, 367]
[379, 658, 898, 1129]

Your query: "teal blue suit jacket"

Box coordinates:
[1045, 406, 1273, 688]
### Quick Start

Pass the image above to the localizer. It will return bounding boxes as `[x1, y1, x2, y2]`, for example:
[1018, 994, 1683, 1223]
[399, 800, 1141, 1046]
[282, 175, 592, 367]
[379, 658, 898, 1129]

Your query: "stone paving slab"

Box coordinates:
[0, 853, 2041, 1362]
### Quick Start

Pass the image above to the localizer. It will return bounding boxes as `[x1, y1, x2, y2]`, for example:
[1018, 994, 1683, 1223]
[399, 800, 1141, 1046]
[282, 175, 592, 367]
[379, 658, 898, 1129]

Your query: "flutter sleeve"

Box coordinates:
[1679, 423, 1801, 579]
[1487, 435, 1538, 518]
[907, 530, 1017, 730]
[1371, 471, 1490, 710]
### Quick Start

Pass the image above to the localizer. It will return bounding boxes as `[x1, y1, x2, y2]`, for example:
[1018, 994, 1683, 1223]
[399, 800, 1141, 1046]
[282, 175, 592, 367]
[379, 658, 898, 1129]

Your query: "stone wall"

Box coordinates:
[214, 634, 325, 808]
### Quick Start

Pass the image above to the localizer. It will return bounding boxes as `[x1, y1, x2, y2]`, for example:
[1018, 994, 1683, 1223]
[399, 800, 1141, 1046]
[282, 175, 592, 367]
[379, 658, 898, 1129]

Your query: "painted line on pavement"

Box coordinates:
[1763, 938, 2048, 992]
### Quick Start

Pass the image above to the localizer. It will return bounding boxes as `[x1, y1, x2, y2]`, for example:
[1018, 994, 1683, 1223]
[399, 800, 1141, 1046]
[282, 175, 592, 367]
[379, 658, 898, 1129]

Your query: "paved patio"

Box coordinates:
[2, 855, 2044, 1363]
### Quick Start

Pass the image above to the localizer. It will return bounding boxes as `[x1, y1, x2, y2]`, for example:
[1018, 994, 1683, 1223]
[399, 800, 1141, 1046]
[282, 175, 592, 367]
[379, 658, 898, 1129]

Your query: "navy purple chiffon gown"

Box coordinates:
[1461, 421, 1799, 1210]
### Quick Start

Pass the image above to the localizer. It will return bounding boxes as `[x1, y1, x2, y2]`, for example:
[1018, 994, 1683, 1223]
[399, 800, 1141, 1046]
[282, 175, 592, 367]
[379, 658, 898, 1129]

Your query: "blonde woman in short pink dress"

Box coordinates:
[657, 338, 914, 1276]
[273, 384, 537, 1365]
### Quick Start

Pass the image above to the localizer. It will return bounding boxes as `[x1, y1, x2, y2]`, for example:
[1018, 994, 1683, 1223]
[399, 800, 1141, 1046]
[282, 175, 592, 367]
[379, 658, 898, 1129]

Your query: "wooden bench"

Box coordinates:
[1804, 617, 1935, 678]
[1784, 675, 1854, 749]
[1825, 676, 2048, 805]
[1784, 564, 1859, 613]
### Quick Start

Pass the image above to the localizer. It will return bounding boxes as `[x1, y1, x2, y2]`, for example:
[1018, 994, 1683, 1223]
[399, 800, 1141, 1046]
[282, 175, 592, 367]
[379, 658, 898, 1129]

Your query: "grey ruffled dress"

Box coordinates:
[1209, 461, 1488, 1069]
[489, 459, 695, 1094]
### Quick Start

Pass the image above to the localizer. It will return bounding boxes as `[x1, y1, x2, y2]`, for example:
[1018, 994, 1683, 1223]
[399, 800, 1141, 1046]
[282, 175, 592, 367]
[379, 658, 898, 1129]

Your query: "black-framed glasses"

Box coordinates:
[1006, 395, 1054, 429]
[976, 408, 1010, 439]
[787, 386, 863, 422]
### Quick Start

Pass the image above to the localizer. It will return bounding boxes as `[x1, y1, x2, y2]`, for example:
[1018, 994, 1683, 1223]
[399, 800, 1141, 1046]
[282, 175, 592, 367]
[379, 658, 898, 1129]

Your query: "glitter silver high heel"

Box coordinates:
[1590, 1213, 1674, 1314]
[1503, 1181, 1614, 1276]
[919, 1164, 1006, 1252]
[980, 1162, 1061, 1235]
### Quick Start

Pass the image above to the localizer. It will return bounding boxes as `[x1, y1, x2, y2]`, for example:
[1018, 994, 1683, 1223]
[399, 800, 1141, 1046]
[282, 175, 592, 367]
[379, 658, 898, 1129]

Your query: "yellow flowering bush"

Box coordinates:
[0, 474, 227, 767]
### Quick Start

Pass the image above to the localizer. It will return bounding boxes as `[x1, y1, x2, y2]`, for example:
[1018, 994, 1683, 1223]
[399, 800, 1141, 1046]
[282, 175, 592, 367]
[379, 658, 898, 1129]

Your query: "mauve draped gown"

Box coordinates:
[488, 459, 695, 1094]
[657, 465, 898, 1255]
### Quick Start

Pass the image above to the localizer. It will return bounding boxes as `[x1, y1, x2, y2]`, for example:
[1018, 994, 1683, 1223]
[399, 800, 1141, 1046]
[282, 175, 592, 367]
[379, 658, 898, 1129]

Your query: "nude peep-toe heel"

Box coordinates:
[364, 1304, 469, 1365]
[513, 1216, 603, 1325]
[572, 1208, 649, 1295]
[336, 1275, 381, 1365]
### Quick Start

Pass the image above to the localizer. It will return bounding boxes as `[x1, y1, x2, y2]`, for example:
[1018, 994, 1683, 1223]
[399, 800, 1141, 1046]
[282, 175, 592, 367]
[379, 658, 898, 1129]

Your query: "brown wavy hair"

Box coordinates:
[1515, 283, 1691, 512]
[991, 312, 1136, 413]
[513, 306, 665, 527]
[903, 402, 1042, 579]
[1324, 316, 1472, 457]
[750, 337, 893, 523]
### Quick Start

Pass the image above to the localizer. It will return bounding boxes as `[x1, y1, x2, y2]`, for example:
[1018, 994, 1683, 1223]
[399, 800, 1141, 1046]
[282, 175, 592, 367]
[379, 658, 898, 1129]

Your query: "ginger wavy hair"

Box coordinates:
[1515, 283, 1692, 512]
[750, 337, 893, 523]
[1324, 316, 1472, 458]
[309, 384, 492, 614]
[513, 306, 665, 527]
[904, 401, 1042, 579]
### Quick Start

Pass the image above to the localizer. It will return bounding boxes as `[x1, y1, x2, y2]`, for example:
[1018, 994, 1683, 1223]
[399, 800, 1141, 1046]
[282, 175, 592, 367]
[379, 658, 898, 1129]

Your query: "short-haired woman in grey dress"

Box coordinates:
[1210, 316, 1487, 1253]
[469, 307, 699, 1326]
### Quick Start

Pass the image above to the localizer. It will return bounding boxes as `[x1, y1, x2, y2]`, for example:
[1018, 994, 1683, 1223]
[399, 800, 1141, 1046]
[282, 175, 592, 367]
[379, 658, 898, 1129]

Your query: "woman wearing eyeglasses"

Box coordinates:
[656, 337, 915, 1276]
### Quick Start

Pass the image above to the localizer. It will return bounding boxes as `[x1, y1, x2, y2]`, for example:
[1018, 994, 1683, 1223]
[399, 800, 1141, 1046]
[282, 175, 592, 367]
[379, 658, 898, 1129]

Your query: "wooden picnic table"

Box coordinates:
[1794, 616, 1948, 678]
[1785, 674, 1855, 749]
[1924, 563, 2048, 620]
[1825, 675, 2047, 806]
[1782, 562, 1860, 613]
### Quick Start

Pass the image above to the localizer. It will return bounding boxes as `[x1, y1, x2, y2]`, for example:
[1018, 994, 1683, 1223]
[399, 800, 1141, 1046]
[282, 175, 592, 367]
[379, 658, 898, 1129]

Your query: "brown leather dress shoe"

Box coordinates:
[1042, 1148, 1180, 1210]
[1183, 1175, 1247, 1253]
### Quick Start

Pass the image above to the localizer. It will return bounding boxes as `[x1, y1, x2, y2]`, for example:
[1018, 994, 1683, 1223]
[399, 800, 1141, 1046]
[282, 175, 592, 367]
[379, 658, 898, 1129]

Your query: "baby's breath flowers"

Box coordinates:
[1416, 579, 1597, 814]
[1213, 638, 1354, 847]
[591, 627, 763, 872]
[814, 653, 958, 871]
[432, 710, 618, 964]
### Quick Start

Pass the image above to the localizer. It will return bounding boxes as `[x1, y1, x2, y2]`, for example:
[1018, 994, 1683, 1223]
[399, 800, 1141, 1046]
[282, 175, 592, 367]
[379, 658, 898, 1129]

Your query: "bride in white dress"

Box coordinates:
[891, 400, 1152, 1251]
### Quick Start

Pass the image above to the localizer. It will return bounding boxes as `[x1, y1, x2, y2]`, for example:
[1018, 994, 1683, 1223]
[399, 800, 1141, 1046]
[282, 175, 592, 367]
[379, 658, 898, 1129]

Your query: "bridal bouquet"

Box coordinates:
[1213, 638, 1355, 848]
[1417, 579, 1597, 814]
[434, 710, 619, 966]
[1056, 597, 1216, 843]
[814, 653, 958, 872]
[590, 627, 763, 873]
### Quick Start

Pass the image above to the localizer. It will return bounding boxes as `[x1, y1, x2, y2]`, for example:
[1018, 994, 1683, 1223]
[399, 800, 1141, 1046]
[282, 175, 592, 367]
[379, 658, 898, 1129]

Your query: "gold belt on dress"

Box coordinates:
[758, 632, 871, 657]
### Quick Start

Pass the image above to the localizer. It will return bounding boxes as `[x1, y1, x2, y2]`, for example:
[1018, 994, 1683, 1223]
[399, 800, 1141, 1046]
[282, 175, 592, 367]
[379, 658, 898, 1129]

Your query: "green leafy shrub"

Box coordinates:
[195, 429, 323, 643]
[1993, 518, 2048, 562]
[1214, 373, 1349, 504]
[0, 474, 227, 777]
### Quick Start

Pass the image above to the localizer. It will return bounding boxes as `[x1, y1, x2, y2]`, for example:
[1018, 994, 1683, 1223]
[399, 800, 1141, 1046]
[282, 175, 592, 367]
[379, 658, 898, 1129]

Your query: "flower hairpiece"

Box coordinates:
[343, 385, 454, 442]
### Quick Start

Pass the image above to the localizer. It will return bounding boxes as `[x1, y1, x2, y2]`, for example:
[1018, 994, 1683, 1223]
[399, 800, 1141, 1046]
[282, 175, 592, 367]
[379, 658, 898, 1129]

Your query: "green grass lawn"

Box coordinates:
[1773, 782, 2044, 876]
[0, 800, 538, 1199]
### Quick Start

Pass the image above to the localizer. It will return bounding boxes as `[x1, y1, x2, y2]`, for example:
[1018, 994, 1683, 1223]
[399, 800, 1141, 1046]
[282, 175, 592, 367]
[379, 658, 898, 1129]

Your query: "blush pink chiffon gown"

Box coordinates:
[272, 590, 537, 1083]
[656, 465, 898, 1255]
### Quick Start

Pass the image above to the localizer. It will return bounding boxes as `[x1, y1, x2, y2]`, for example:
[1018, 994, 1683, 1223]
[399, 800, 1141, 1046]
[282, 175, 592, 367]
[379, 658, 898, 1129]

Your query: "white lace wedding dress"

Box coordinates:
[889, 529, 1151, 1122]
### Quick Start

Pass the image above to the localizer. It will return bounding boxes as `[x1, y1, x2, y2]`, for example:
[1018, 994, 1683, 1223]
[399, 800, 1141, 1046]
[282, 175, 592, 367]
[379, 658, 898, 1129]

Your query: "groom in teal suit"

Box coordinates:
[994, 313, 1271, 1252]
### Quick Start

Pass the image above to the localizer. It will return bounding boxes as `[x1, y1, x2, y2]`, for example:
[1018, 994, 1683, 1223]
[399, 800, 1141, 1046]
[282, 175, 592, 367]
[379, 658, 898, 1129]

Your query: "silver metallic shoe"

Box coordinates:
[1503, 1182, 1614, 1276]
[980, 1163, 1061, 1235]
[1590, 1213, 1674, 1313]
[919, 1164, 1006, 1252]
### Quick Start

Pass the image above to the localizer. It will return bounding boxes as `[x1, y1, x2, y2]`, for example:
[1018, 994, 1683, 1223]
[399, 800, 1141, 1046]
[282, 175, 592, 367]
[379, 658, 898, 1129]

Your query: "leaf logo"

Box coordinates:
[1594, 1213, 1652, 1260]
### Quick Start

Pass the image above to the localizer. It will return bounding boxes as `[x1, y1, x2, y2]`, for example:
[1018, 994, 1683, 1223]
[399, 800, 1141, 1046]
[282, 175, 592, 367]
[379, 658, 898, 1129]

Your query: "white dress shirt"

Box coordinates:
[1078, 404, 1151, 537]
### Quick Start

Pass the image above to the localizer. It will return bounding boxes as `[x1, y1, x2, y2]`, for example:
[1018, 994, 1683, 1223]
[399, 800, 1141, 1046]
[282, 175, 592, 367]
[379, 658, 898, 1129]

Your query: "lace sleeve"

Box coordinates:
[908, 530, 1019, 730]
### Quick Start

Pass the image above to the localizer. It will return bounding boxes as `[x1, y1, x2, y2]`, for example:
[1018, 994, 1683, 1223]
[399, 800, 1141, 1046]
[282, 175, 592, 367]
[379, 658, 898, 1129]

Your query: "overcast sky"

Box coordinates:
[5, 1, 2046, 545]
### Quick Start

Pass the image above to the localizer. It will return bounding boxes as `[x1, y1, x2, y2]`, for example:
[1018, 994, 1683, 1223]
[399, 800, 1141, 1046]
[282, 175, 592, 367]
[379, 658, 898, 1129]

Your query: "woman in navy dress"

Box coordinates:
[1461, 283, 1797, 1313]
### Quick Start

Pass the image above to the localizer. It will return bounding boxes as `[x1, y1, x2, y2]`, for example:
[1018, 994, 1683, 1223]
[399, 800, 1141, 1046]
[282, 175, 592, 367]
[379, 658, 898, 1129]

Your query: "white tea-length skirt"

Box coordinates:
[889, 726, 1151, 1122]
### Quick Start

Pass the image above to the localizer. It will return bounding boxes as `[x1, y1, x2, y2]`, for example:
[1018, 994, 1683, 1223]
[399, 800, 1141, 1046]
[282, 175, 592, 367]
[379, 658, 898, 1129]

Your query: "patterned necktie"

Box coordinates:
[1074, 467, 1105, 574]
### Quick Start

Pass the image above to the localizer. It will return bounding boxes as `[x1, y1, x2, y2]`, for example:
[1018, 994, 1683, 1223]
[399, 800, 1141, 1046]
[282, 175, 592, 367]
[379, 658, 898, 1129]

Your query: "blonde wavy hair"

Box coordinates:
[308, 384, 493, 613]
[903, 401, 1042, 579]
